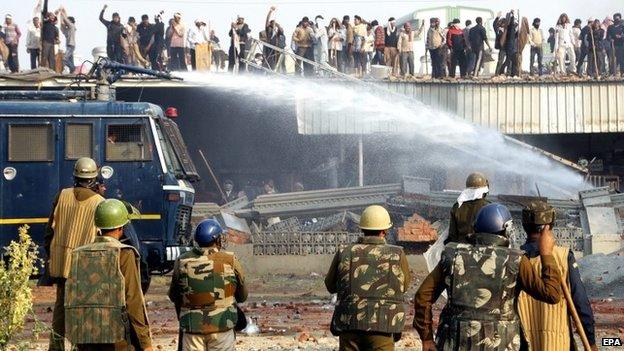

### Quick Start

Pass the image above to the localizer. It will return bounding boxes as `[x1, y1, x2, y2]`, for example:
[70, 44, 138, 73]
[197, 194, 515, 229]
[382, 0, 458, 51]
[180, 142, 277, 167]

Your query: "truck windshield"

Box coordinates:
[154, 118, 200, 181]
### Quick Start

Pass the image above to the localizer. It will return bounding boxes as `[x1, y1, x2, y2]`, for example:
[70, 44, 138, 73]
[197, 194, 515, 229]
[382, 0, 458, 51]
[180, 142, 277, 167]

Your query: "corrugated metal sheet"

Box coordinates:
[296, 81, 624, 135]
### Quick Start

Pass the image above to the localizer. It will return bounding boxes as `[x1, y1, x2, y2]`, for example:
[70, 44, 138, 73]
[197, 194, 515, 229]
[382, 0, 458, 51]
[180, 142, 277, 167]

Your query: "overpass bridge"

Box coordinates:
[296, 79, 624, 135]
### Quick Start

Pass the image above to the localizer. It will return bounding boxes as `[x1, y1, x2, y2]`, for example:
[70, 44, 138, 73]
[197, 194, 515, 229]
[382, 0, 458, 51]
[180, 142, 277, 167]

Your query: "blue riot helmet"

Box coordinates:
[194, 219, 225, 247]
[474, 203, 513, 236]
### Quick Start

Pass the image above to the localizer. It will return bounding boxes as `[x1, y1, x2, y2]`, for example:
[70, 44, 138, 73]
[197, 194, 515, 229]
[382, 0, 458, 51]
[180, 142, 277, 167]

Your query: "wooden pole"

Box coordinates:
[589, 26, 599, 79]
[554, 255, 592, 350]
[198, 149, 227, 204]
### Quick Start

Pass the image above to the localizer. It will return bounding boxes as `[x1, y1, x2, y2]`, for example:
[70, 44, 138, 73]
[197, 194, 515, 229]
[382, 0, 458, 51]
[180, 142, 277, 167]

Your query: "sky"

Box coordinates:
[2, 0, 622, 68]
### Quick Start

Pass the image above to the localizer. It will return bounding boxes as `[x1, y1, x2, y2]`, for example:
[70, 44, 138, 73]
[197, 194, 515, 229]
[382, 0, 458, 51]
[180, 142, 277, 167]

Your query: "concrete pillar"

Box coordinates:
[328, 157, 338, 189]
[358, 136, 364, 187]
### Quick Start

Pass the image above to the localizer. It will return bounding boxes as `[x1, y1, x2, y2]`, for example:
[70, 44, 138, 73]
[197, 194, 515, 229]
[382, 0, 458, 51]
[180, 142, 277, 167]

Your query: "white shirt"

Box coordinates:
[186, 26, 207, 49]
[555, 23, 575, 49]
[26, 24, 41, 49]
[572, 26, 581, 48]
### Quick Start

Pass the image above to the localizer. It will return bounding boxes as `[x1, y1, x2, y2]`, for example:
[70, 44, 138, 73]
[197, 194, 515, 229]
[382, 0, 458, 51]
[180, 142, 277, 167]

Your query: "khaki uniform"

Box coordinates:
[45, 187, 104, 351]
[168, 247, 248, 351]
[325, 236, 411, 351]
[65, 235, 152, 351]
[413, 233, 562, 350]
[446, 198, 489, 244]
[518, 246, 571, 350]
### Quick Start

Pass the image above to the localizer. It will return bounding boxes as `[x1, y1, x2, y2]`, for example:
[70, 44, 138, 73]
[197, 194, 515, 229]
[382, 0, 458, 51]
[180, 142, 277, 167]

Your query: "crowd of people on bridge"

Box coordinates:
[1, 3, 623, 80]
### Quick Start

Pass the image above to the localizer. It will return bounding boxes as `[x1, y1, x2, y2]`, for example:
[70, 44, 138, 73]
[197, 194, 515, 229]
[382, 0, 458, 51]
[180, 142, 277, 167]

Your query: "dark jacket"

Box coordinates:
[42, 2, 59, 44]
[446, 197, 490, 245]
[468, 23, 488, 51]
[493, 16, 504, 49]
[385, 26, 399, 48]
[607, 22, 624, 46]
[504, 14, 519, 53]
[152, 21, 165, 47]
[589, 28, 605, 50]
[229, 23, 251, 45]
[137, 23, 154, 47]
[520, 241, 596, 346]
[579, 25, 591, 49]
[99, 10, 125, 45]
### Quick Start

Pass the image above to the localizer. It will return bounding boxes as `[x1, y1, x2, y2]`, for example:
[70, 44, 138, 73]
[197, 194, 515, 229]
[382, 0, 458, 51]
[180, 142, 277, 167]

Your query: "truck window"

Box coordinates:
[8, 124, 54, 162]
[65, 124, 93, 159]
[106, 124, 152, 161]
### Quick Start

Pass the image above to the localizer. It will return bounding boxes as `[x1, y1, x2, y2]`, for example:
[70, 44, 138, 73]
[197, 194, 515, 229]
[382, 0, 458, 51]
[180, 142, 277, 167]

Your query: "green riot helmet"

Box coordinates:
[94, 199, 130, 230]
[466, 172, 489, 188]
[522, 200, 556, 226]
[73, 157, 98, 179]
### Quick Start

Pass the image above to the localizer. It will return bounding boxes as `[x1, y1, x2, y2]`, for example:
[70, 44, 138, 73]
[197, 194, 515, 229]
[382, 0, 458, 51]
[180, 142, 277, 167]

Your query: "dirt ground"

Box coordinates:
[12, 269, 624, 350]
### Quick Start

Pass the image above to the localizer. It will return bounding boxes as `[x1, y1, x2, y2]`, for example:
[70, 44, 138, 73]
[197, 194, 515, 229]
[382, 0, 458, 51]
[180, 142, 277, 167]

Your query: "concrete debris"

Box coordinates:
[578, 253, 624, 298]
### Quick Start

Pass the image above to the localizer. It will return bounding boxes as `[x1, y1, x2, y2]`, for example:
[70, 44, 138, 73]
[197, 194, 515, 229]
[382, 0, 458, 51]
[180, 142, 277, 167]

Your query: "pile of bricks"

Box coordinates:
[227, 229, 252, 245]
[396, 213, 438, 243]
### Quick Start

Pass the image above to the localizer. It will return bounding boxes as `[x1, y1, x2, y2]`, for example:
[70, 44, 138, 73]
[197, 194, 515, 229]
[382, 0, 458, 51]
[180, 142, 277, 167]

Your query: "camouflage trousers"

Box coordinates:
[182, 330, 235, 351]
[338, 332, 395, 351]
[49, 278, 66, 351]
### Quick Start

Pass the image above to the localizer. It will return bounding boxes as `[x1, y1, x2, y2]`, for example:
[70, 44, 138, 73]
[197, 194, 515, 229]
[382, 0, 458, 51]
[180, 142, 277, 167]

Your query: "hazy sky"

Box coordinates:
[3, 0, 622, 67]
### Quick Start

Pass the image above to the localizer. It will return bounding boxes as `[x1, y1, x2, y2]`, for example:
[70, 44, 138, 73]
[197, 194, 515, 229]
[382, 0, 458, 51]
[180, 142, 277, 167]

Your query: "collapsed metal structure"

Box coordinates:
[193, 176, 622, 257]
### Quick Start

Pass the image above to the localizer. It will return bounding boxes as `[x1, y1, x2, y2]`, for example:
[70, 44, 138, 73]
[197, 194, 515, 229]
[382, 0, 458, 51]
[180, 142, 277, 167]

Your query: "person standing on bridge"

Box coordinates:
[587, 19, 606, 79]
[467, 16, 491, 77]
[45, 157, 105, 351]
[607, 13, 624, 76]
[57, 6, 76, 73]
[228, 15, 251, 72]
[517, 200, 598, 351]
[325, 205, 411, 351]
[413, 203, 562, 351]
[64, 199, 153, 351]
[2, 14, 20, 72]
[577, 18, 592, 76]
[445, 172, 490, 245]
[555, 13, 577, 75]
[292, 16, 314, 76]
[26, 15, 41, 69]
[169, 219, 248, 351]
[100, 5, 125, 63]
[446, 19, 467, 78]
[426, 17, 445, 79]
[384, 17, 399, 77]
[169, 13, 187, 71]
[529, 18, 545, 76]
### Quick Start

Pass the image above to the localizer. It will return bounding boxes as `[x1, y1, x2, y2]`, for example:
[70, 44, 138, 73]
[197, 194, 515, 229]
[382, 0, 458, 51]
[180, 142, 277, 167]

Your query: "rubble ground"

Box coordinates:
[11, 268, 624, 351]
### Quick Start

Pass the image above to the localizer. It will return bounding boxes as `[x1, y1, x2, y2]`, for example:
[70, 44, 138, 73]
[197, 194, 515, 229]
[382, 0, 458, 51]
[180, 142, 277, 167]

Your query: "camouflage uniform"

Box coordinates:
[413, 233, 563, 351]
[325, 236, 411, 351]
[446, 198, 490, 244]
[64, 235, 153, 351]
[168, 247, 248, 351]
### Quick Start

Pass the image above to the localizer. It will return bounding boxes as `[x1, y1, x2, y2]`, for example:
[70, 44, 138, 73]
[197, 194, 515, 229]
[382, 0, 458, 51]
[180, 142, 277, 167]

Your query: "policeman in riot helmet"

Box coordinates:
[325, 205, 411, 351]
[445, 172, 491, 244]
[517, 201, 598, 351]
[64, 199, 153, 351]
[168, 219, 248, 350]
[414, 203, 563, 351]
[45, 157, 106, 351]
